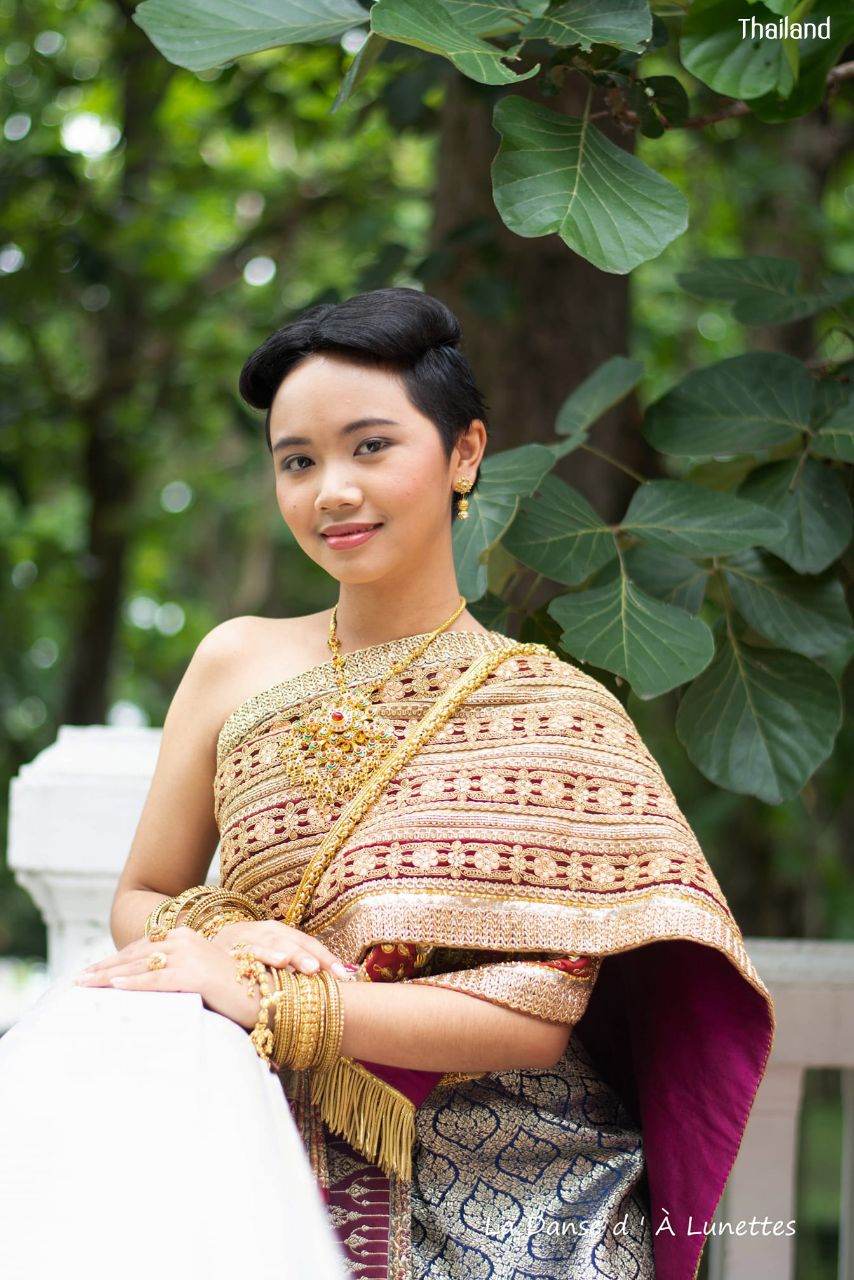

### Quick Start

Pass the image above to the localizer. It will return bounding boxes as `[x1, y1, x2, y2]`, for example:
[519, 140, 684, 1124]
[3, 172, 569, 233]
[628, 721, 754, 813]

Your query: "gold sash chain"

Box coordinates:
[284, 640, 547, 931]
[282, 639, 549, 1181]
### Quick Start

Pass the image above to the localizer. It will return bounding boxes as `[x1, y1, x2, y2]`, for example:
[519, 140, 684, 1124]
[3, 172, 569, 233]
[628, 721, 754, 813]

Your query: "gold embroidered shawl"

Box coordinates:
[213, 627, 776, 1279]
[215, 628, 766, 994]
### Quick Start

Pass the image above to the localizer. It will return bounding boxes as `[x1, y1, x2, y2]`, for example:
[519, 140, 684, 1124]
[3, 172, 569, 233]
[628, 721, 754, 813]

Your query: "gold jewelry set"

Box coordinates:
[142, 593, 474, 1074]
[278, 593, 467, 811]
[453, 474, 473, 520]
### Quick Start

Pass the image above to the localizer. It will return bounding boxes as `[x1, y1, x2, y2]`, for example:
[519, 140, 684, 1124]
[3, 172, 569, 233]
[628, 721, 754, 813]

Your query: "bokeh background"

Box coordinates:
[1, 3, 852, 1274]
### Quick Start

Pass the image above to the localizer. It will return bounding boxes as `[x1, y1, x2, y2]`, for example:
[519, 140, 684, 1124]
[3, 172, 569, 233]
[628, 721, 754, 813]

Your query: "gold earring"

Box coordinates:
[453, 476, 473, 520]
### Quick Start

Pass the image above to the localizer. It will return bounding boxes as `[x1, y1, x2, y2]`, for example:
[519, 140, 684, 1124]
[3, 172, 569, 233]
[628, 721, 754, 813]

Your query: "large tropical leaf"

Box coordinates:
[134, 0, 368, 71]
[621, 545, 709, 613]
[370, 0, 541, 84]
[621, 480, 785, 555]
[810, 395, 854, 464]
[549, 575, 714, 697]
[676, 635, 842, 803]
[739, 457, 853, 574]
[751, 0, 854, 122]
[491, 96, 688, 274]
[453, 443, 554, 599]
[677, 256, 854, 326]
[643, 352, 812, 456]
[519, 0, 652, 52]
[333, 33, 389, 112]
[549, 355, 643, 457]
[503, 474, 617, 585]
[723, 549, 853, 658]
[443, 0, 549, 38]
[681, 0, 797, 100]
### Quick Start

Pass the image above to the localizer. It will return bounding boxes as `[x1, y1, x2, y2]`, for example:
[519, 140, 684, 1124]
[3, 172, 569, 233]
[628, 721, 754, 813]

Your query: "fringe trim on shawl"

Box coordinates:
[309, 1056, 416, 1181]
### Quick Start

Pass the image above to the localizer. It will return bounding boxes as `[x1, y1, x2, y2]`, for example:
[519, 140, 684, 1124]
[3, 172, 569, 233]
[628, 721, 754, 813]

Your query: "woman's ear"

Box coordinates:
[453, 419, 487, 471]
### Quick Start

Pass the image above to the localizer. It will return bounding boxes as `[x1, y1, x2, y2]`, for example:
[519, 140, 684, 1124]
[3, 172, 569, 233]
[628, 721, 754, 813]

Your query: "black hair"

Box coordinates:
[238, 286, 487, 517]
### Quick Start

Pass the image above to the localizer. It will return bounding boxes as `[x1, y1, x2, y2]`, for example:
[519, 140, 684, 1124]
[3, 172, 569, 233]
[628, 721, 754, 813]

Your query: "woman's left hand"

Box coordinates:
[74, 926, 264, 1031]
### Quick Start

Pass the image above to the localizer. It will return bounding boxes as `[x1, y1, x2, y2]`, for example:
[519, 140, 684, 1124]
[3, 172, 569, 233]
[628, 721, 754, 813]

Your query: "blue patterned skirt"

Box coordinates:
[410, 1030, 655, 1280]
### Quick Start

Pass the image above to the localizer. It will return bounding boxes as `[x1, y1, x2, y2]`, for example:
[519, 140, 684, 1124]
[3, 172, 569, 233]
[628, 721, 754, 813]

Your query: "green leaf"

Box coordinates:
[469, 591, 515, 631]
[519, 0, 652, 52]
[503, 474, 617, 585]
[333, 33, 388, 112]
[622, 480, 786, 555]
[134, 0, 368, 71]
[723, 549, 853, 658]
[633, 75, 690, 138]
[621, 545, 709, 613]
[443, 0, 549, 38]
[454, 443, 555, 599]
[369, 0, 541, 85]
[491, 96, 688, 275]
[751, 0, 854, 122]
[810, 396, 854, 463]
[676, 635, 842, 803]
[550, 355, 644, 455]
[643, 352, 811, 456]
[739, 457, 853, 574]
[549, 575, 714, 697]
[677, 256, 854, 326]
[681, 0, 797, 100]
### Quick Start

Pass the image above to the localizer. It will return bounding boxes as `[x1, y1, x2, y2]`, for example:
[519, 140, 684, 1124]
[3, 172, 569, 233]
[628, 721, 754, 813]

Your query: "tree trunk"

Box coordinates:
[60, 20, 173, 724]
[429, 69, 651, 523]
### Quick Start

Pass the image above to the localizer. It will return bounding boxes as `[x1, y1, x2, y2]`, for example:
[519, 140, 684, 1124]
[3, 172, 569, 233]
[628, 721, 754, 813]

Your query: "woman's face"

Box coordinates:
[268, 352, 484, 583]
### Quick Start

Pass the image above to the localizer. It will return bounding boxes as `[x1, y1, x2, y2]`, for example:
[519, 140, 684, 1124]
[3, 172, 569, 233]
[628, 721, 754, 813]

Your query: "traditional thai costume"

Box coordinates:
[211, 626, 776, 1280]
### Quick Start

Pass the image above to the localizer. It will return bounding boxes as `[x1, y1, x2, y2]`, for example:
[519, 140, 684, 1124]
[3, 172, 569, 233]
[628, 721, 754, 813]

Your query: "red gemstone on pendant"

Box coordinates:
[331, 710, 344, 721]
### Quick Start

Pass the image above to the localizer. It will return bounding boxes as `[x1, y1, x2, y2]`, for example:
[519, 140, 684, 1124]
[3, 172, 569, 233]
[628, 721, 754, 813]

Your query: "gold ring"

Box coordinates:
[148, 926, 169, 942]
[148, 951, 167, 971]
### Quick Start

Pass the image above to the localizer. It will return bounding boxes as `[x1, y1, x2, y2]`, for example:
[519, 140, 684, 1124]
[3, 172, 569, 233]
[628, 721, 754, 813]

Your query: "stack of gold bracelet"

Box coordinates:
[144, 885, 264, 940]
[230, 945, 344, 1073]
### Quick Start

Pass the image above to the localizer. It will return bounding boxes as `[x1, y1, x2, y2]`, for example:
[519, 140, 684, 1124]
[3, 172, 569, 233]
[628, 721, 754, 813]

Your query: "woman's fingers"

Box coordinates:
[75, 953, 168, 984]
[248, 948, 356, 979]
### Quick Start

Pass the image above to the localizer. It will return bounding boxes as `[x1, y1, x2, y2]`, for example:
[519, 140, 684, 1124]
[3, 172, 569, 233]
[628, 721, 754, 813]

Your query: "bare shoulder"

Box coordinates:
[196, 612, 323, 662]
[197, 612, 331, 726]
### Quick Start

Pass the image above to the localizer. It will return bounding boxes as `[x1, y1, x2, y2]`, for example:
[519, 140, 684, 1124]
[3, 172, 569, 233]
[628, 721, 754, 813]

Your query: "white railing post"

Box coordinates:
[706, 940, 854, 1280]
[7, 725, 216, 981]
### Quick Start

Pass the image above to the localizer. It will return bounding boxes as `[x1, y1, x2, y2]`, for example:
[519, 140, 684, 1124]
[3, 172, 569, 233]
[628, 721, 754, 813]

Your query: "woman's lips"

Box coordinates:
[321, 523, 383, 549]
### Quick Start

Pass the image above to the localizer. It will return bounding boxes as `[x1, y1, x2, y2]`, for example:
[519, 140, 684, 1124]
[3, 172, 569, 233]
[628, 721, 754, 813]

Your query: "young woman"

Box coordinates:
[0, 288, 775, 1280]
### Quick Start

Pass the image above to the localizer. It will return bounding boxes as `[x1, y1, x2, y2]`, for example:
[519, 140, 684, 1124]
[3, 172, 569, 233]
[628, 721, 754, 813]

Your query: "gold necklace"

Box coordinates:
[277, 595, 468, 810]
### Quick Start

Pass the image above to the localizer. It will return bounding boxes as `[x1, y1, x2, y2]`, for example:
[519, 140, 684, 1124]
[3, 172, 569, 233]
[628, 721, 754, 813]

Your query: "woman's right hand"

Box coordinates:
[209, 919, 357, 981]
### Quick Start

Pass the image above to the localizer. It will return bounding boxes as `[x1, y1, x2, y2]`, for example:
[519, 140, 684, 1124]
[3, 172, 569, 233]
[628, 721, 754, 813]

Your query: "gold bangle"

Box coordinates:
[289, 973, 316, 1071]
[312, 970, 344, 1074]
[260, 971, 345, 1073]
[269, 974, 299, 1070]
[145, 886, 210, 937]
[147, 887, 262, 940]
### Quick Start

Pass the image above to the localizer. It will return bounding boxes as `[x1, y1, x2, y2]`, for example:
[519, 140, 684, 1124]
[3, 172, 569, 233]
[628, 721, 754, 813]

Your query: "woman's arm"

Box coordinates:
[109, 618, 253, 949]
[337, 978, 571, 1073]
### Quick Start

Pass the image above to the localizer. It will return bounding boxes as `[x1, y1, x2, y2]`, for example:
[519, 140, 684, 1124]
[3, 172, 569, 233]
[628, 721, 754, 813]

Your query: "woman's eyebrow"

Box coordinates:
[272, 417, 400, 452]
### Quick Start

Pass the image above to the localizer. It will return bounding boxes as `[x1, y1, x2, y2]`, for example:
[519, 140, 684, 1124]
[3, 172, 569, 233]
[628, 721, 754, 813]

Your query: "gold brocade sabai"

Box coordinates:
[214, 628, 766, 999]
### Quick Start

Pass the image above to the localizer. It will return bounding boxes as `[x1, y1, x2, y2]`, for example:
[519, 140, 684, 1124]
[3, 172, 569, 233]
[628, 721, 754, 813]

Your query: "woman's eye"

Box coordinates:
[356, 437, 389, 455]
[281, 455, 312, 472]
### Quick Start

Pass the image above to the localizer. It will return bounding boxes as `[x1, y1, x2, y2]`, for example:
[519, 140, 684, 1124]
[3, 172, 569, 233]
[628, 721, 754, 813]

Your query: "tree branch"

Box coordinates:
[589, 59, 854, 132]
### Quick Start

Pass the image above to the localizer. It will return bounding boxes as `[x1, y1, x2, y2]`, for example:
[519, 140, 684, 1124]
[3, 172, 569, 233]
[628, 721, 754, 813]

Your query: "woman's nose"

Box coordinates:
[315, 474, 362, 510]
